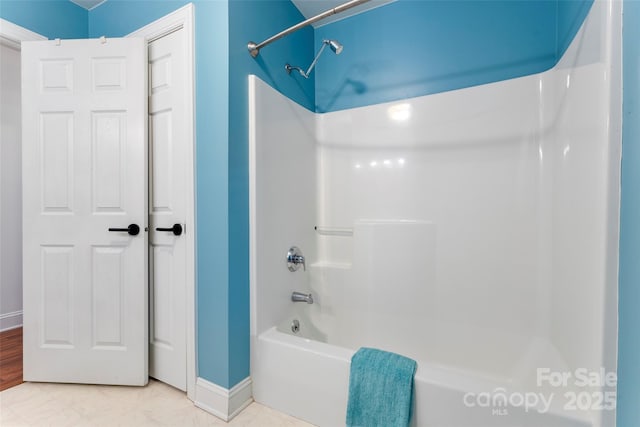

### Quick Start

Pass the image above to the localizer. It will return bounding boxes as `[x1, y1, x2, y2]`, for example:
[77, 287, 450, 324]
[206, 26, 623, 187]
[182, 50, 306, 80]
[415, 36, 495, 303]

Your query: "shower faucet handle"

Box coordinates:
[287, 246, 306, 272]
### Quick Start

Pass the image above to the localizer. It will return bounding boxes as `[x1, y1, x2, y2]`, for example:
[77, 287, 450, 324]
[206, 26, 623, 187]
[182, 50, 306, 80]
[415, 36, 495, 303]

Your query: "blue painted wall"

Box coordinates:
[89, 0, 191, 36]
[617, 0, 640, 424]
[314, 0, 592, 112]
[557, 0, 594, 57]
[0, 0, 87, 39]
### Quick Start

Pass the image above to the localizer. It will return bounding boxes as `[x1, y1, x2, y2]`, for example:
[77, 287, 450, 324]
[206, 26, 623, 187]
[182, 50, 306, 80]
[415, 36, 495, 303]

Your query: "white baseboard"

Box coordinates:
[0, 310, 23, 332]
[194, 376, 253, 422]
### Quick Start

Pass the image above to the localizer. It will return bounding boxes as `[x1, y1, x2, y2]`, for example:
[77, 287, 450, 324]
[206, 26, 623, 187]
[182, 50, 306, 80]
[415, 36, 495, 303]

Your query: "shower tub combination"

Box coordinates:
[249, 1, 620, 426]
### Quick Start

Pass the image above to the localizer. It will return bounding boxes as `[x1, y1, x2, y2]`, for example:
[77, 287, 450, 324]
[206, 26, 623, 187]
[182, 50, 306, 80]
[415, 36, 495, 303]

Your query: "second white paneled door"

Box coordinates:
[148, 28, 188, 391]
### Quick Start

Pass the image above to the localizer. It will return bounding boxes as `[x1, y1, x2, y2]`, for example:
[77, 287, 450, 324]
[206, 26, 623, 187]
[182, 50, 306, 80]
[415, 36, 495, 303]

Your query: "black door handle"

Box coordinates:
[156, 223, 183, 236]
[108, 224, 140, 236]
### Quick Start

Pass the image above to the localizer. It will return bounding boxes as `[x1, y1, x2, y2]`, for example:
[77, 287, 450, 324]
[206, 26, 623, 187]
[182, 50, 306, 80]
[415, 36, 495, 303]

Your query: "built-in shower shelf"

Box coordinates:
[314, 226, 353, 237]
[309, 262, 352, 270]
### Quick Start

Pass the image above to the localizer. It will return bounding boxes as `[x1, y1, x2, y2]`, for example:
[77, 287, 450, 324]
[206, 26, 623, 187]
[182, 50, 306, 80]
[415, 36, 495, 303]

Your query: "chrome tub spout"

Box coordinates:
[291, 291, 313, 304]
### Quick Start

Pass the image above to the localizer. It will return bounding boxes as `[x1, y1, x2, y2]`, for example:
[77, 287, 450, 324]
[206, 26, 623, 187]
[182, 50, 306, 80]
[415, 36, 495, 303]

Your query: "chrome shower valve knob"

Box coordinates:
[287, 246, 306, 271]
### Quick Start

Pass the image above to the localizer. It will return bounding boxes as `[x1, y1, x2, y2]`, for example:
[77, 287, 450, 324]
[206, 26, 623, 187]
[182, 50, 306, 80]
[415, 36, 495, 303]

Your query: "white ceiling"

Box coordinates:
[69, 0, 105, 10]
[69, 0, 393, 25]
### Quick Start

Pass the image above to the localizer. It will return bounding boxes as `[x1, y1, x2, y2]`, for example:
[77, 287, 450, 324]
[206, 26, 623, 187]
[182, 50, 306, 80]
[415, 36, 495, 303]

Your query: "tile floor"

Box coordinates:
[0, 379, 314, 426]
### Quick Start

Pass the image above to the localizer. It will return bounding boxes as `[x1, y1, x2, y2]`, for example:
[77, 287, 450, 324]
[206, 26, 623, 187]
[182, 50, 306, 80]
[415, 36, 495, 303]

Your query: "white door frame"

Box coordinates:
[0, 20, 46, 332]
[0, 19, 47, 45]
[127, 4, 197, 400]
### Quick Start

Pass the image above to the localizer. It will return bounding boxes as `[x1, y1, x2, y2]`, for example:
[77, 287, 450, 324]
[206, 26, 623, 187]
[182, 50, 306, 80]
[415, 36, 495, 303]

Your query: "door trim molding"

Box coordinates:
[0, 19, 47, 46]
[0, 19, 44, 335]
[128, 3, 197, 401]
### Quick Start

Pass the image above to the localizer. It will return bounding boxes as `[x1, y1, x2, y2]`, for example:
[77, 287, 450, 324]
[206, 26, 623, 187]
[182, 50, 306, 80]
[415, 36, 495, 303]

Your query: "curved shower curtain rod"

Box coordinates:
[247, 0, 372, 57]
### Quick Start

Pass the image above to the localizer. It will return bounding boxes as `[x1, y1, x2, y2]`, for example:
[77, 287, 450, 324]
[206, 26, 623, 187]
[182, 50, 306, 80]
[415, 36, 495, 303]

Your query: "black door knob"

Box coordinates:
[156, 223, 183, 236]
[108, 224, 140, 236]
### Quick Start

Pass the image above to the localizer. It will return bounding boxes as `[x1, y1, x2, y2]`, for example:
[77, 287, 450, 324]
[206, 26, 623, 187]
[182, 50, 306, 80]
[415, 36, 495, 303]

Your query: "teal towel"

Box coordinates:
[346, 347, 417, 427]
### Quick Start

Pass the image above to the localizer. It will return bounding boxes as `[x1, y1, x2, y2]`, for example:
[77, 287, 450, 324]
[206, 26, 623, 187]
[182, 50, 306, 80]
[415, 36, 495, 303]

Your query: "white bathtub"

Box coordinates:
[251, 321, 592, 427]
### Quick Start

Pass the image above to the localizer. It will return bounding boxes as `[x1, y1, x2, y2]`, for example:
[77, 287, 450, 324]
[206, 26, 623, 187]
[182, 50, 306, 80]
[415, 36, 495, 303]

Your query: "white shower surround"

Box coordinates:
[249, 1, 620, 425]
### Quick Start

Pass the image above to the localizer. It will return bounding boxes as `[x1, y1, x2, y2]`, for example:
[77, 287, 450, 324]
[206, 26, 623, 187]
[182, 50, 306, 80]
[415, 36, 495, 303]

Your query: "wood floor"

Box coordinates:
[0, 327, 23, 391]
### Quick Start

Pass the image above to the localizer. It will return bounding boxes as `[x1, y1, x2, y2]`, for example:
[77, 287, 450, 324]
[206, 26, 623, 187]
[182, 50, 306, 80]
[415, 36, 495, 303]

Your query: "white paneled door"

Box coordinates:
[22, 38, 148, 385]
[148, 28, 188, 391]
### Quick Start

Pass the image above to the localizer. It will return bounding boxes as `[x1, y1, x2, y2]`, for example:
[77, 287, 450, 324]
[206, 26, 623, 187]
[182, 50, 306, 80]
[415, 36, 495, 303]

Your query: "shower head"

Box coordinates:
[327, 39, 343, 55]
[285, 39, 344, 79]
